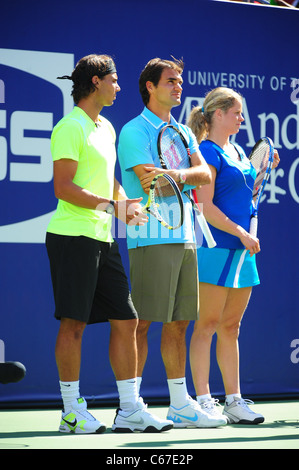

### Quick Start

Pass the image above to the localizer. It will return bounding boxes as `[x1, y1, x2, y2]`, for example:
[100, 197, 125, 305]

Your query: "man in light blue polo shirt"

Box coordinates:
[119, 105, 197, 248]
[118, 57, 227, 428]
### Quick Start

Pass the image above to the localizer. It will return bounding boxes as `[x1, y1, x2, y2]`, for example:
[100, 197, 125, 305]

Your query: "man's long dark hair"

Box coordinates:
[57, 54, 116, 104]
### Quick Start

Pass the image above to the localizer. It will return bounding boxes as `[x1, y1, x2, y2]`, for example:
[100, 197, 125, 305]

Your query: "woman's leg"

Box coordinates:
[216, 286, 252, 395]
[190, 283, 228, 396]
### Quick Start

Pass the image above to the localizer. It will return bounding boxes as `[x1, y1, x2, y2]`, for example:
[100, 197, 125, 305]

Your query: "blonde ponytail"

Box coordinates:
[187, 87, 242, 144]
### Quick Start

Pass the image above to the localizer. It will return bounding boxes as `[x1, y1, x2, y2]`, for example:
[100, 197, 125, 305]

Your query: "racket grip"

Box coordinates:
[191, 190, 216, 248]
[249, 215, 258, 238]
[197, 211, 217, 248]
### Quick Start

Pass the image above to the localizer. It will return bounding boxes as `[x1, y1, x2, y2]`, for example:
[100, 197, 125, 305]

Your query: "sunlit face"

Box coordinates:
[221, 99, 244, 135]
[148, 67, 183, 109]
[96, 73, 121, 107]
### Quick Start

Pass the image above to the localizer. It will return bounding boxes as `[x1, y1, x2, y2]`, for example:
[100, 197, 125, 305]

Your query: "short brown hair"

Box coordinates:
[139, 57, 184, 106]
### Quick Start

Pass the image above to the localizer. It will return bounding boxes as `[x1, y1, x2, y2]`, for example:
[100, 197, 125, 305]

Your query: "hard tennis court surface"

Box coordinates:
[0, 400, 298, 453]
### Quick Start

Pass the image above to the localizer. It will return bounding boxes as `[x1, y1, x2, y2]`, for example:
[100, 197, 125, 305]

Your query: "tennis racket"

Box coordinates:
[249, 137, 274, 237]
[142, 173, 184, 230]
[157, 124, 216, 248]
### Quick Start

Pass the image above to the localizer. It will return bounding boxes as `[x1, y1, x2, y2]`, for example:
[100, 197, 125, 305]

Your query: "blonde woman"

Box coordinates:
[187, 87, 280, 424]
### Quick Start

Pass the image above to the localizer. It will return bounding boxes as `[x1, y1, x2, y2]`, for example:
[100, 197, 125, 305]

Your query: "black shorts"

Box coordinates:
[46, 233, 138, 324]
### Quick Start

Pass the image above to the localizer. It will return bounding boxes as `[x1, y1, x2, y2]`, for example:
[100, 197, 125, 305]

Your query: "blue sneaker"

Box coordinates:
[167, 397, 227, 428]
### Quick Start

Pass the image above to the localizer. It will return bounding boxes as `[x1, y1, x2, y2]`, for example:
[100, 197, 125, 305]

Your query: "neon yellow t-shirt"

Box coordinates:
[47, 106, 116, 242]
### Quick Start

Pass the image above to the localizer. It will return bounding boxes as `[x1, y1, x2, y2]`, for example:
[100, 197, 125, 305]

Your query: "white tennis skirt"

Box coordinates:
[197, 246, 260, 288]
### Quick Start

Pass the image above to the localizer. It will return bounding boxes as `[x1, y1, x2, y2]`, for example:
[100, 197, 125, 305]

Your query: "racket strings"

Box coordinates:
[250, 144, 270, 173]
[160, 129, 190, 170]
[157, 126, 216, 247]
[152, 178, 182, 228]
[250, 143, 272, 197]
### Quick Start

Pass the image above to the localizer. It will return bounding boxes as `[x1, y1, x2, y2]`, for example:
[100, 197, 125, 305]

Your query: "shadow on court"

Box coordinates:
[116, 421, 299, 449]
[0, 403, 298, 450]
[0, 419, 298, 448]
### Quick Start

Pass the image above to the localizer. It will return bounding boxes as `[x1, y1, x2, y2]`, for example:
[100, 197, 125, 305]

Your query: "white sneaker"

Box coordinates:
[199, 398, 228, 423]
[59, 397, 106, 434]
[112, 401, 173, 433]
[223, 397, 264, 424]
[167, 397, 227, 428]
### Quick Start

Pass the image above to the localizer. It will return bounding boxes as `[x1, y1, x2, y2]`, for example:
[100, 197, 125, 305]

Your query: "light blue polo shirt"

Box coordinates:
[118, 107, 198, 249]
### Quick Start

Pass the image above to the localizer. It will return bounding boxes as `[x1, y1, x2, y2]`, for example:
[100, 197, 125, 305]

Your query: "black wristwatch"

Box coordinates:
[104, 200, 115, 215]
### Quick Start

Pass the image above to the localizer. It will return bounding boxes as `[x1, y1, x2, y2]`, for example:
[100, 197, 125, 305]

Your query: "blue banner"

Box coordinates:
[0, 0, 298, 405]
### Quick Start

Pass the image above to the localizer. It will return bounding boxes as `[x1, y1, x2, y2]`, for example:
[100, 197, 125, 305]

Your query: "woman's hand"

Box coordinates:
[239, 229, 261, 257]
[272, 149, 280, 169]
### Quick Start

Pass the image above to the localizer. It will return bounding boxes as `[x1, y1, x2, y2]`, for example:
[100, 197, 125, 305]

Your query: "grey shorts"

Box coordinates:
[128, 244, 199, 323]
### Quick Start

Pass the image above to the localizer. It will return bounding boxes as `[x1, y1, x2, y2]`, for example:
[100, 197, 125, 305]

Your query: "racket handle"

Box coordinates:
[196, 210, 217, 248]
[249, 215, 258, 238]
[191, 189, 216, 248]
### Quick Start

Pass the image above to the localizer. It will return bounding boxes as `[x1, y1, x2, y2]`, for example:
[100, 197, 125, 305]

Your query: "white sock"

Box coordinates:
[226, 393, 241, 405]
[116, 378, 139, 412]
[136, 377, 142, 396]
[167, 377, 189, 409]
[197, 393, 212, 404]
[59, 380, 80, 412]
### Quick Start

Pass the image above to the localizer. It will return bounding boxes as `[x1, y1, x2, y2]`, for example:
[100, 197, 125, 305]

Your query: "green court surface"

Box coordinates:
[0, 400, 298, 452]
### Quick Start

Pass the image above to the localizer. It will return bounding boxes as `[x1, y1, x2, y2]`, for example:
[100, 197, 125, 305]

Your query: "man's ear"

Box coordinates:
[146, 80, 154, 95]
[91, 75, 100, 87]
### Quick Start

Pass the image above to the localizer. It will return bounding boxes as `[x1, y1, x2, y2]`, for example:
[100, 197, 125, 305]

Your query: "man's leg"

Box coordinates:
[55, 317, 86, 382]
[55, 317, 106, 434]
[163, 321, 227, 428]
[55, 318, 86, 411]
[161, 320, 189, 380]
[109, 318, 139, 411]
[110, 318, 173, 433]
[161, 320, 191, 409]
[109, 318, 138, 380]
[136, 319, 152, 378]
[55, 318, 86, 412]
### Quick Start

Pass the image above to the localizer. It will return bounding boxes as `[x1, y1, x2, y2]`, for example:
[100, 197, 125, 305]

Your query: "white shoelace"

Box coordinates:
[200, 398, 224, 417]
[235, 398, 256, 413]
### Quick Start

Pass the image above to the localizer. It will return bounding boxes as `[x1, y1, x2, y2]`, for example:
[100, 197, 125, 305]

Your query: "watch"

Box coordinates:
[104, 200, 115, 215]
[179, 170, 187, 184]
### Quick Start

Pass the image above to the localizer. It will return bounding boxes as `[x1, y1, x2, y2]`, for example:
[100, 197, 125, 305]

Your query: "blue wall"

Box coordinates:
[1, 0, 299, 405]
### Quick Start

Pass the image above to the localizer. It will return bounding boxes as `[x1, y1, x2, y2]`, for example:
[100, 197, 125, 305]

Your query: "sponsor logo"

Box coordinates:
[62, 417, 77, 428]
[0, 48, 74, 243]
[169, 412, 198, 423]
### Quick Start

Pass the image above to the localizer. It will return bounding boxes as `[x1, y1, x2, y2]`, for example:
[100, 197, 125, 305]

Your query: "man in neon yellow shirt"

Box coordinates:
[46, 54, 173, 434]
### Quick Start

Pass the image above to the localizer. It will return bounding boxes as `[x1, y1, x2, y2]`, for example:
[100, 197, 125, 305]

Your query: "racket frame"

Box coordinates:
[157, 125, 216, 248]
[249, 137, 274, 237]
[142, 173, 184, 230]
